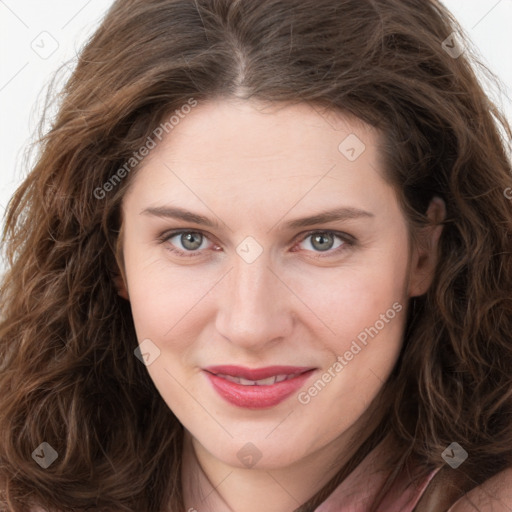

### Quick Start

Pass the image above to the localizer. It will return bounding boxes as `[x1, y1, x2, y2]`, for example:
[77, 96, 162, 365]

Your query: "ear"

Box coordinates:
[407, 196, 446, 297]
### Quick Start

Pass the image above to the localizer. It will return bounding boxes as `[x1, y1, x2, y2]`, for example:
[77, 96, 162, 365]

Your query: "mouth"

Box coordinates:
[203, 365, 316, 409]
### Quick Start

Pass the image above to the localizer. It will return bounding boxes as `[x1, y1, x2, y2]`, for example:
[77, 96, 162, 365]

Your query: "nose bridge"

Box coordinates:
[215, 245, 292, 348]
[234, 253, 275, 311]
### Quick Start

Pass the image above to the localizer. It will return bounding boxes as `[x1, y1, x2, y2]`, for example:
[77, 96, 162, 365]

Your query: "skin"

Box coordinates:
[115, 98, 445, 512]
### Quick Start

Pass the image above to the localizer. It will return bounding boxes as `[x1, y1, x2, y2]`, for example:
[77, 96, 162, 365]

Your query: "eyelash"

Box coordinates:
[157, 229, 356, 259]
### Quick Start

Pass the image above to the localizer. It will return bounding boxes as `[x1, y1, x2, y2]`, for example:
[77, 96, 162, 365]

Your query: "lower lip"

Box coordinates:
[204, 370, 315, 409]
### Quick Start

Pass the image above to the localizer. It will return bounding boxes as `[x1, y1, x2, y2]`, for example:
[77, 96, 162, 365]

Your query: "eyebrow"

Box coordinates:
[140, 205, 374, 230]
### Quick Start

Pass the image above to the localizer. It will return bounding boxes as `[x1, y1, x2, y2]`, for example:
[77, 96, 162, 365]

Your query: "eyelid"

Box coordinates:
[157, 228, 356, 258]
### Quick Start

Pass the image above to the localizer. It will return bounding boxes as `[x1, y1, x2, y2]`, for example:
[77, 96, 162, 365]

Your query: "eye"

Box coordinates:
[293, 231, 354, 258]
[158, 230, 214, 258]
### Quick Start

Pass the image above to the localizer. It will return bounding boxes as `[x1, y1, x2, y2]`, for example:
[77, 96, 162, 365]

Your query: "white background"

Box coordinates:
[0, 0, 511, 274]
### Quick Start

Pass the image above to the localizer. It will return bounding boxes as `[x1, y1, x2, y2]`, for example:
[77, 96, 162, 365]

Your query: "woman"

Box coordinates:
[1, 0, 511, 511]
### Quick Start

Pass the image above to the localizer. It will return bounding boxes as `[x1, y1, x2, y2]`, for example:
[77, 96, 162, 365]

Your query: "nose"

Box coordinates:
[214, 250, 294, 351]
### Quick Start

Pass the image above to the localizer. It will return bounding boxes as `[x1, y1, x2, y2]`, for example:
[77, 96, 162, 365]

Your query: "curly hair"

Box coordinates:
[1, 0, 511, 511]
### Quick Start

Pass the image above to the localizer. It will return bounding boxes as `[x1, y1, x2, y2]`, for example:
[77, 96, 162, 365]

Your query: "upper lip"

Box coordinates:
[204, 365, 315, 381]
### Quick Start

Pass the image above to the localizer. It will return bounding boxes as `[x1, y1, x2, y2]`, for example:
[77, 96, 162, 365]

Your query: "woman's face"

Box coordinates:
[118, 98, 438, 470]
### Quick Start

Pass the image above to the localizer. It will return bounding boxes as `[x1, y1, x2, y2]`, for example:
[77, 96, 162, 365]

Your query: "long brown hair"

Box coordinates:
[1, 0, 511, 511]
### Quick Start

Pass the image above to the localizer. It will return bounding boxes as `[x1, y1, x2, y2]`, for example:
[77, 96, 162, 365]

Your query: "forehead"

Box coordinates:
[122, 98, 397, 221]
[145, 98, 377, 166]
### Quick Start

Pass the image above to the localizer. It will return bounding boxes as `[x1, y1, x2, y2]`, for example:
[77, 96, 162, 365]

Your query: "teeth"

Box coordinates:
[223, 374, 241, 383]
[216, 373, 301, 385]
[257, 376, 278, 385]
[239, 377, 259, 385]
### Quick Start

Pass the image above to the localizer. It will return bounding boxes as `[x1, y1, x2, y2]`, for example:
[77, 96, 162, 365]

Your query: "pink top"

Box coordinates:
[314, 442, 440, 512]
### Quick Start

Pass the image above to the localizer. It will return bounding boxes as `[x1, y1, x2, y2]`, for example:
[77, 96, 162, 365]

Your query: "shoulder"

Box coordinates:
[448, 468, 512, 511]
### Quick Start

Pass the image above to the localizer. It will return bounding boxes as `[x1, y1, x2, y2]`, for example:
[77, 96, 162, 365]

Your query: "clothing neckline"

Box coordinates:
[313, 439, 440, 511]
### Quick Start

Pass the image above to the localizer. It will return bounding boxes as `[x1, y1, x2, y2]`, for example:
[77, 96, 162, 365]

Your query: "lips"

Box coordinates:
[203, 365, 315, 409]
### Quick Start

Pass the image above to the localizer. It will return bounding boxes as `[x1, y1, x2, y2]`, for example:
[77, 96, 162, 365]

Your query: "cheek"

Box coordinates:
[123, 236, 208, 345]
[296, 253, 408, 350]
[298, 278, 407, 441]
[308, 255, 408, 405]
